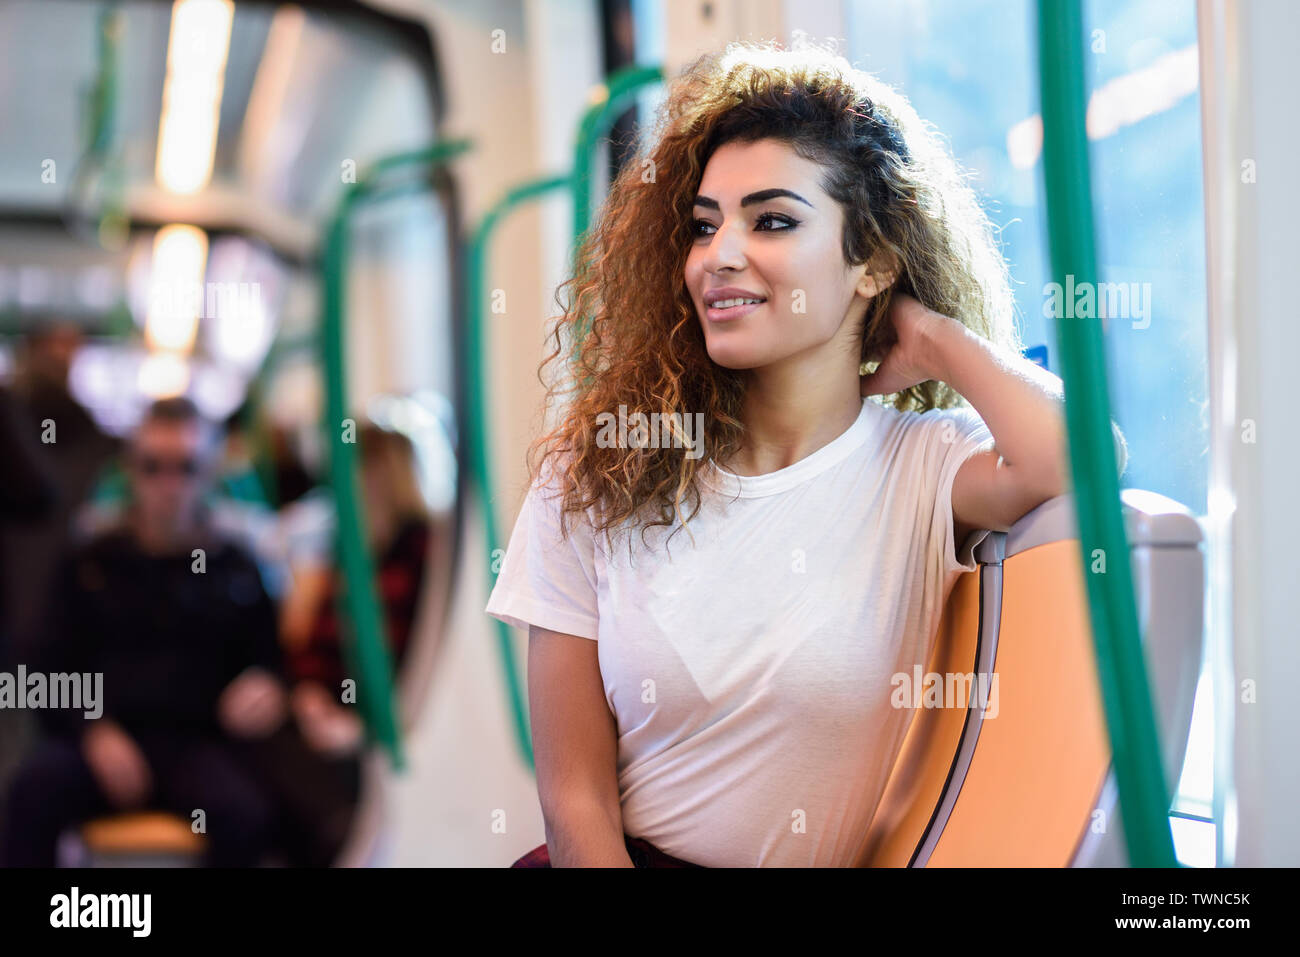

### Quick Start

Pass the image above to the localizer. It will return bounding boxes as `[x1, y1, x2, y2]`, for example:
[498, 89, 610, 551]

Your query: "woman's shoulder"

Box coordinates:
[854, 399, 990, 480]
[527, 452, 607, 518]
[865, 396, 984, 435]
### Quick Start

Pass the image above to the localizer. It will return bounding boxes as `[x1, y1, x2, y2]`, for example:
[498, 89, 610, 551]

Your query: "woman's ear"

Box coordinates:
[856, 251, 901, 299]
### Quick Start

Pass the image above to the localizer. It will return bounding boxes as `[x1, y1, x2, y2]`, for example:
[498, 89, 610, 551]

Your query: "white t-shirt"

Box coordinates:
[485, 395, 995, 867]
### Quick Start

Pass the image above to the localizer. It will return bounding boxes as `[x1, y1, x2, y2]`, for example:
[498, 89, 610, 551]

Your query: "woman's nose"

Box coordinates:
[704, 220, 747, 274]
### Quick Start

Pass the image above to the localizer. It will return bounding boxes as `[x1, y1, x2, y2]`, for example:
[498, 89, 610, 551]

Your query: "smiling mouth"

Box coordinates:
[704, 296, 766, 322]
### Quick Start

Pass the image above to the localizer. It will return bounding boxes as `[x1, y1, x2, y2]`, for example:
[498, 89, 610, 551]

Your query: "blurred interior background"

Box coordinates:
[0, 0, 1295, 868]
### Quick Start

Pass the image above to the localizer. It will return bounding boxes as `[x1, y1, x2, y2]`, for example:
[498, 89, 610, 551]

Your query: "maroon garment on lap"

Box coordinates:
[511, 835, 702, 868]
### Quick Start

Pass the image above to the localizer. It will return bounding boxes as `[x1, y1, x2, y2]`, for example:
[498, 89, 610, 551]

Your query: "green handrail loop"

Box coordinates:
[66, 3, 128, 248]
[570, 64, 666, 246]
[473, 65, 664, 770]
[321, 139, 472, 771]
[570, 65, 665, 352]
[469, 173, 572, 771]
[1036, 0, 1178, 866]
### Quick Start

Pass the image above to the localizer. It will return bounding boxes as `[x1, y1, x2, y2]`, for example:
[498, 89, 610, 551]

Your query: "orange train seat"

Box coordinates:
[860, 489, 1204, 866]
[61, 812, 207, 867]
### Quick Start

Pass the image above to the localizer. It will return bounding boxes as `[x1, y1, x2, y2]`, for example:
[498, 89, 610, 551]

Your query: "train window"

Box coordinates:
[347, 192, 456, 416]
[846, 0, 1212, 862]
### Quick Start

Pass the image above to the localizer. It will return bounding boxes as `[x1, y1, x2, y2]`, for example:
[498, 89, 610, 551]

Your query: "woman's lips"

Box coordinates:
[705, 299, 765, 323]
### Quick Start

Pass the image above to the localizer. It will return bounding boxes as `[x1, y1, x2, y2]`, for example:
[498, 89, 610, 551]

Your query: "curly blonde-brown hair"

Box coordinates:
[527, 39, 1022, 552]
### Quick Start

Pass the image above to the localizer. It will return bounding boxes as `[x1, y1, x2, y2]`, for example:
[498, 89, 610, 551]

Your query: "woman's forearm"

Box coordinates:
[544, 796, 635, 867]
[527, 626, 632, 866]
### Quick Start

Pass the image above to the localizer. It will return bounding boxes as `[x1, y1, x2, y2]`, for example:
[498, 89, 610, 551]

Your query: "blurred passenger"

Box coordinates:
[0, 319, 118, 661]
[268, 422, 317, 507]
[205, 404, 287, 600]
[0, 388, 55, 659]
[75, 401, 289, 600]
[0, 387, 56, 825]
[244, 422, 431, 866]
[218, 403, 273, 507]
[0, 397, 286, 867]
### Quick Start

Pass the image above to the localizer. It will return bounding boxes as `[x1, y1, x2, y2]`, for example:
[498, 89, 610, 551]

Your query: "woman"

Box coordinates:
[249, 422, 431, 866]
[487, 41, 1082, 868]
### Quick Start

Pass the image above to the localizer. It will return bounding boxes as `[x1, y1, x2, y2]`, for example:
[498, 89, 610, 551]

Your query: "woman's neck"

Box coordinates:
[720, 364, 863, 477]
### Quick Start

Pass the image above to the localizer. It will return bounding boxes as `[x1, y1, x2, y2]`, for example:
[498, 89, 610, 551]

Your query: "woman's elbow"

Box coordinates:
[540, 792, 632, 867]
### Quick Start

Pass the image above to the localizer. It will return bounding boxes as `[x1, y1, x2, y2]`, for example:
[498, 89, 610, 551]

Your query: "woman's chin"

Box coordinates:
[704, 342, 766, 370]
[706, 353, 758, 371]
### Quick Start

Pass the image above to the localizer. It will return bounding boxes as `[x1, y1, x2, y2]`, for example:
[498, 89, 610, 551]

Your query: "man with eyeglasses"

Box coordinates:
[0, 397, 287, 867]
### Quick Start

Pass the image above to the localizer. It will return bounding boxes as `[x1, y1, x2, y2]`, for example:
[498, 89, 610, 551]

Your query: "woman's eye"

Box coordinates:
[691, 214, 797, 237]
[755, 212, 798, 231]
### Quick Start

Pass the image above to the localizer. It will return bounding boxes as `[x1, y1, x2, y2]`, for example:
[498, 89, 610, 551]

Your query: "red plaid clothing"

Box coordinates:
[512, 836, 702, 868]
[288, 519, 430, 688]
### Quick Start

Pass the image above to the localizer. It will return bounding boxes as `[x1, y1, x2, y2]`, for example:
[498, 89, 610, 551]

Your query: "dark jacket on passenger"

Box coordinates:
[36, 525, 282, 740]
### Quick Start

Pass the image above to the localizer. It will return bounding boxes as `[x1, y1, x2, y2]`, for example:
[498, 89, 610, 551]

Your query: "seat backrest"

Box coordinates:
[860, 490, 1204, 866]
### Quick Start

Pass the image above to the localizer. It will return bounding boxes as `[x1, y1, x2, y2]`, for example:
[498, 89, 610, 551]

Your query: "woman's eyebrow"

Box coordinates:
[693, 188, 815, 209]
